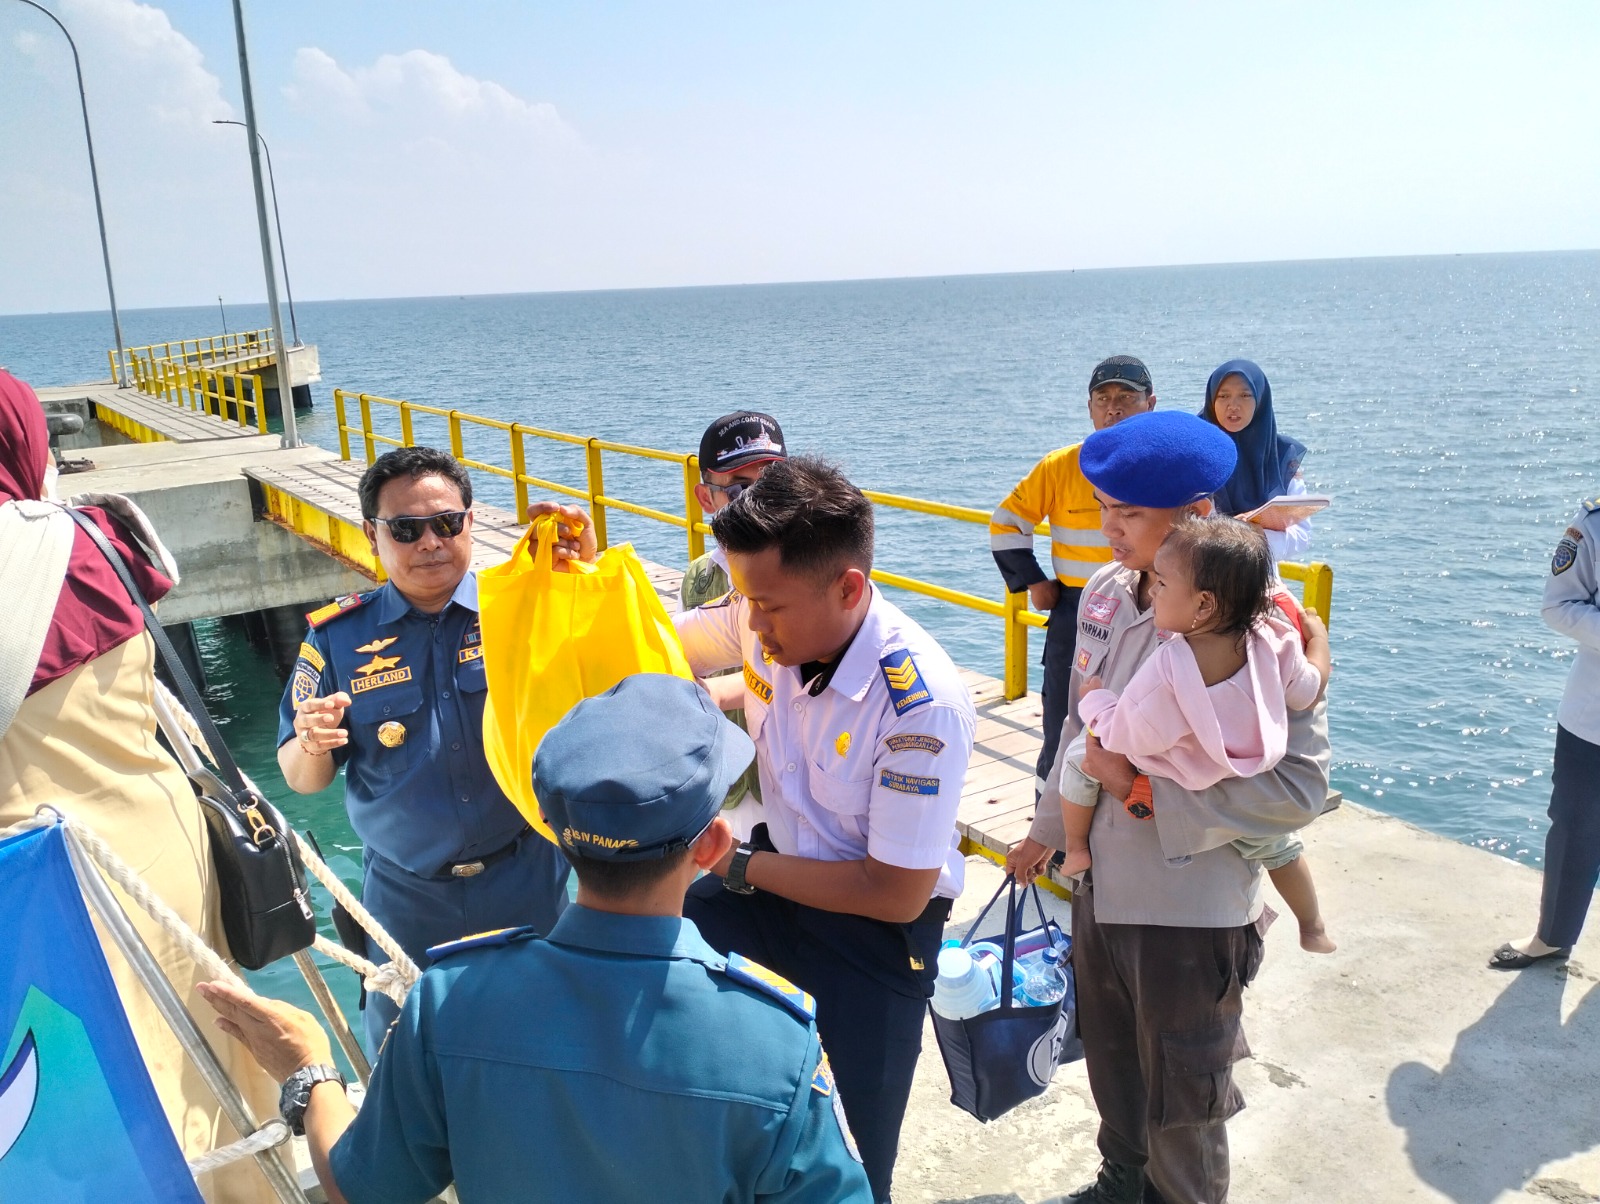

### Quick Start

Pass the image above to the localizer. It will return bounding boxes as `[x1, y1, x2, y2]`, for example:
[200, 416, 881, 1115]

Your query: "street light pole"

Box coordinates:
[213, 119, 298, 346]
[12, 0, 128, 385]
[228, 0, 299, 449]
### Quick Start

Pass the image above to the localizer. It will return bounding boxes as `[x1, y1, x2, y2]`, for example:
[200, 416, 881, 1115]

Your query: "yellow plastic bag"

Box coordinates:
[479, 514, 693, 841]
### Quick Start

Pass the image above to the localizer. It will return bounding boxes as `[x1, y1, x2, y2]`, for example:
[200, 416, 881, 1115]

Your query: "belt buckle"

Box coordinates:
[451, 860, 485, 878]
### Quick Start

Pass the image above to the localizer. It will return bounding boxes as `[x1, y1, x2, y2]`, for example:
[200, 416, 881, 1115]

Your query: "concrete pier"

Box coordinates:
[894, 809, 1600, 1204]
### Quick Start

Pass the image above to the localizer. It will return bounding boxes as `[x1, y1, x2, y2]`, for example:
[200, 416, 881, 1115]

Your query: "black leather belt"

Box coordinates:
[441, 827, 530, 880]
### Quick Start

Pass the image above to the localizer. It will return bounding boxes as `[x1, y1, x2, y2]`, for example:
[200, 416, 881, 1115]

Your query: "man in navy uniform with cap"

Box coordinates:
[1005, 412, 1332, 1204]
[204, 674, 871, 1204]
[276, 446, 591, 1055]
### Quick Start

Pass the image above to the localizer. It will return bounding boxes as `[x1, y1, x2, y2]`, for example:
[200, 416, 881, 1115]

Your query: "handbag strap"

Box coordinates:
[63, 507, 249, 796]
[958, 877, 1013, 950]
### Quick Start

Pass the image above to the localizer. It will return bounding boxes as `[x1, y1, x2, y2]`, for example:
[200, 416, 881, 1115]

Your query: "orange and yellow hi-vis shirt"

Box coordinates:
[989, 444, 1112, 591]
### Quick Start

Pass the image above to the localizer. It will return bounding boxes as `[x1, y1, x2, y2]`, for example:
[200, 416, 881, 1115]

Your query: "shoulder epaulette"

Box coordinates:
[426, 925, 540, 961]
[880, 649, 933, 715]
[722, 953, 815, 1021]
[306, 593, 368, 629]
[1583, 498, 1600, 514]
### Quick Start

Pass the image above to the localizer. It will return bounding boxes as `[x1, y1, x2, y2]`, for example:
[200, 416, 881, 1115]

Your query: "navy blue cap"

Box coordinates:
[1079, 411, 1237, 508]
[533, 675, 755, 861]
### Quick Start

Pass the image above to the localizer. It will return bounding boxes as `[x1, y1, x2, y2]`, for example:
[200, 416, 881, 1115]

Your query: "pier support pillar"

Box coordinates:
[156, 621, 208, 695]
[240, 602, 325, 677]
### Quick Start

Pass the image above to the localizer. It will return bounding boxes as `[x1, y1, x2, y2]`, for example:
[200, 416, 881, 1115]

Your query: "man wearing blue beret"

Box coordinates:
[1005, 411, 1332, 1204]
[201, 675, 872, 1204]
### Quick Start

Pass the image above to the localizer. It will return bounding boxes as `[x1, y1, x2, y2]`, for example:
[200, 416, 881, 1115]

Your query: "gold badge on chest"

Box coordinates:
[377, 721, 407, 748]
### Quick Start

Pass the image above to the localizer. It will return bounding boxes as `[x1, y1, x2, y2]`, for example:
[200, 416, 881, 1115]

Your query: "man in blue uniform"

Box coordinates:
[203, 674, 872, 1204]
[277, 445, 592, 1053]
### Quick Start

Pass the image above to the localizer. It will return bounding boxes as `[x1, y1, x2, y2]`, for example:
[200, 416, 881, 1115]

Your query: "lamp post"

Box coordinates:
[228, 0, 299, 449]
[213, 119, 298, 346]
[11, 0, 128, 385]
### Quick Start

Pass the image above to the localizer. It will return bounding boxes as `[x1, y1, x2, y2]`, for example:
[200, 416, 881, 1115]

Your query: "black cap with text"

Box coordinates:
[699, 411, 788, 474]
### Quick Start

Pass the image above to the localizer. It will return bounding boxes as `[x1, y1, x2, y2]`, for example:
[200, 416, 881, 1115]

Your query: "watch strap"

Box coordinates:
[279, 1063, 346, 1136]
[724, 843, 758, 894]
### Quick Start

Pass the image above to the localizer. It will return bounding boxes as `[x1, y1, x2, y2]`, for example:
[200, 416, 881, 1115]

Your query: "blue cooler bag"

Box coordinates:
[929, 876, 1084, 1122]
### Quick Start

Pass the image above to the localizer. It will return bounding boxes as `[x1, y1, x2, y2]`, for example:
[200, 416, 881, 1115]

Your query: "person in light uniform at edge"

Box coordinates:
[1004, 411, 1332, 1204]
[674, 455, 977, 1204]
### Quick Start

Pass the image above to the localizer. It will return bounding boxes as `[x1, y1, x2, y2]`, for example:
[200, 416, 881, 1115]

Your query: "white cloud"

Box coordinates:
[60, 0, 233, 128]
[285, 47, 575, 145]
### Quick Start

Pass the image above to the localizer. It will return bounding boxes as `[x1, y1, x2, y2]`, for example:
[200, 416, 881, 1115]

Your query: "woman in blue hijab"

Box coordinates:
[1200, 359, 1312, 561]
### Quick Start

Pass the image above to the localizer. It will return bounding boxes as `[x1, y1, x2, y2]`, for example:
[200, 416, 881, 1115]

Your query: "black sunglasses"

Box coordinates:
[704, 480, 749, 503]
[373, 510, 469, 543]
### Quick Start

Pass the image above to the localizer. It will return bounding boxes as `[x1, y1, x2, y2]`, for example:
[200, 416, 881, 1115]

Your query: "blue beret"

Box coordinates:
[534, 675, 754, 861]
[1079, 411, 1237, 508]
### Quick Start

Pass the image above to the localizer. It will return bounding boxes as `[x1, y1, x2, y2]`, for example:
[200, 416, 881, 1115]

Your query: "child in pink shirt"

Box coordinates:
[1061, 516, 1336, 951]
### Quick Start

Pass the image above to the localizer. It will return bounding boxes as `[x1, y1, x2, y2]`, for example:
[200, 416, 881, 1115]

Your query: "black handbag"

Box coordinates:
[66, 507, 316, 970]
[929, 875, 1084, 1122]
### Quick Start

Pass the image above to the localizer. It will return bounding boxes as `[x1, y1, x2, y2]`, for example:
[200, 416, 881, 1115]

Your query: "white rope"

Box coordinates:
[292, 831, 420, 1006]
[56, 809, 246, 989]
[187, 1120, 291, 1177]
[311, 936, 413, 1008]
[153, 677, 215, 765]
[152, 674, 421, 1007]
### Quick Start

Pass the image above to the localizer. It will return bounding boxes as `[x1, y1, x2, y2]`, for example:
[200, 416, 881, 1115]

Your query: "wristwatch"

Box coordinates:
[723, 843, 758, 895]
[279, 1064, 347, 1136]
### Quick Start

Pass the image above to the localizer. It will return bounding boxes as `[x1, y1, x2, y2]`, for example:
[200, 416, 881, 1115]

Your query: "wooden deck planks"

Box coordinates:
[88, 387, 261, 443]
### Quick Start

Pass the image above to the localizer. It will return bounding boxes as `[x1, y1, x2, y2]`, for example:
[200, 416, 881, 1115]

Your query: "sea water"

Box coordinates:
[5, 250, 1596, 1016]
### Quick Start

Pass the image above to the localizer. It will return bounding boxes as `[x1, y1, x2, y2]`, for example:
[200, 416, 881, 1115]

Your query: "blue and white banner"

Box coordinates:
[0, 823, 201, 1202]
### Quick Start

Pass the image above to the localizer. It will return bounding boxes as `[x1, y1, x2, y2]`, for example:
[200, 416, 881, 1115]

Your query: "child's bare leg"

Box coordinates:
[1057, 799, 1094, 876]
[1269, 855, 1336, 953]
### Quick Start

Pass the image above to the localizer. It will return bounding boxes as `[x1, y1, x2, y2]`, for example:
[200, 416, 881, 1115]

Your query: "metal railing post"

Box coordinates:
[400, 402, 415, 448]
[252, 372, 267, 431]
[511, 426, 530, 523]
[1305, 562, 1334, 626]
[585, 438, 608, 550]
[1003, 590, 1030, 701]
[106, 348, 116, 383]
[683, 455, 706, 562]
[448, 411, 464, 460]
[359, 394, 377, 463]
[334, 389, 351, 460]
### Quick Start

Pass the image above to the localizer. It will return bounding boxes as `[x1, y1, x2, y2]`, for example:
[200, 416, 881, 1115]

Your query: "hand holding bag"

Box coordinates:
[478, 514, 693, 841]
[65, 507, 316, 970]
[930, 875, 1084, 1122]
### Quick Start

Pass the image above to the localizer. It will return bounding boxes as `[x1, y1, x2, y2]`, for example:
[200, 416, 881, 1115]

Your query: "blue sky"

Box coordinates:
[3, 1, 1598, 313]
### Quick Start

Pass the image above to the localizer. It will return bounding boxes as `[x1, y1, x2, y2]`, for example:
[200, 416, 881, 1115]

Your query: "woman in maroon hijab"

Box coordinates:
[0, 369, 277, 1203]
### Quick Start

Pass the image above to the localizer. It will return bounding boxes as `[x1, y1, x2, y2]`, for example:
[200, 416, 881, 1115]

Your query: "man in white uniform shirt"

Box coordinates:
[675, 456, 977, 1204]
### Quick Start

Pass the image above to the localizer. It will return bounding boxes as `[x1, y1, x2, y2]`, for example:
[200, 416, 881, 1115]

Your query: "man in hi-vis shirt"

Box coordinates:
[990, 355, 1157, 796]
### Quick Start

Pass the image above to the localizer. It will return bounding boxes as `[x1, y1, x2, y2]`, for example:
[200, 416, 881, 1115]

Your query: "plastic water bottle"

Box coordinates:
[930, 947, 998, 1019]
[1017, 947, 1068, 1007]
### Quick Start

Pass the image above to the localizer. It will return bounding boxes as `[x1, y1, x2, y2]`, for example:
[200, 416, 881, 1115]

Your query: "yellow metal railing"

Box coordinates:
[332, 387, 1334, 699]
[118, 329, 275, 398]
